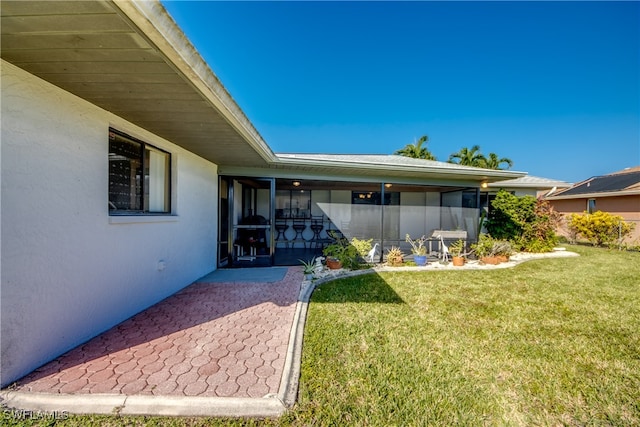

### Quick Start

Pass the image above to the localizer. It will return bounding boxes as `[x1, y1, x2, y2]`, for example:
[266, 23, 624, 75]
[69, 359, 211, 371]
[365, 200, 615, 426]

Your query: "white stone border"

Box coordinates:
[300, 249, 579, 284]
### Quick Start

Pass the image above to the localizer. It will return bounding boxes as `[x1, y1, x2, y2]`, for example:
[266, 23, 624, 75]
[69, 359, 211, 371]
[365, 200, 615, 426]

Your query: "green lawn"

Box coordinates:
[3, 245, 639, 426]
[288, 245, 640, 426]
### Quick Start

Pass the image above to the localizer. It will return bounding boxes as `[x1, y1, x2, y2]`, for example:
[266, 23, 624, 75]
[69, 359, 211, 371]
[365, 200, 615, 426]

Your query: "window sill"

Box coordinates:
[109, 215, 178, 225]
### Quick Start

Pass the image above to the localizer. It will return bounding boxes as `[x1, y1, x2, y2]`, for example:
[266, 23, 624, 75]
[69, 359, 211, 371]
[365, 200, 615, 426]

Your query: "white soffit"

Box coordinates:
[0, 0, 275, 167]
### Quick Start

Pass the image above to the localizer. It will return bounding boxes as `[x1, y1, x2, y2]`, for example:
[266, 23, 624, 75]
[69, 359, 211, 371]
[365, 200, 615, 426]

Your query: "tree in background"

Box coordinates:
[448, 146, 514, 170]
[447, 145, 486, 167]
[481, 152, 514, 170]
[394, 135, 436, 160]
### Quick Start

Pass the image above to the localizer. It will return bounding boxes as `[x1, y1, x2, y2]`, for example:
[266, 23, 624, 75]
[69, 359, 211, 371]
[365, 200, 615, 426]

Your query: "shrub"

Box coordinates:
[568, 211, 635, 247]
[520, 198, 561, 252]
[521, 238, 555, 253]
[350, 237, 373, 261]
[323, 235, 373, 270]
[470, 234, 494, 258]
[487, 190, 560, 252]
[486, 190, 536, 241]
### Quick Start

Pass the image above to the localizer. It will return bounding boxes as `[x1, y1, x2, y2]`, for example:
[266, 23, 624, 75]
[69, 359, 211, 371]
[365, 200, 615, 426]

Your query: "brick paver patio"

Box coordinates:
[13, 267, 302, 399]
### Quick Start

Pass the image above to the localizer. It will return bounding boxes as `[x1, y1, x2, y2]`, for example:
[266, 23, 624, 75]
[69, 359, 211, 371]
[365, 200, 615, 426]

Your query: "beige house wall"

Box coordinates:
[550, 195, 640, 244]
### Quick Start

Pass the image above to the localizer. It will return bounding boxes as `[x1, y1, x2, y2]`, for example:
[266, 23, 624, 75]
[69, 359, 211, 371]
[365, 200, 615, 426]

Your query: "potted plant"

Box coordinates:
[323, 243, 344, 269]
[386, 246, 404, 266]
[449, 239, 466, 266]
[471, 234, 499, 265]
[323, 230, 348, 269]
[492, 240, 513, 263]
[323, 231, 363, 270]
[299, 257, 316, 280]
[405, 234, 428, 266]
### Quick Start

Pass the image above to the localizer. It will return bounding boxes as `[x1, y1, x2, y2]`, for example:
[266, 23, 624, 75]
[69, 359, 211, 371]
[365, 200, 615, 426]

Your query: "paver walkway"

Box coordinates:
[11, 267, 303, 400]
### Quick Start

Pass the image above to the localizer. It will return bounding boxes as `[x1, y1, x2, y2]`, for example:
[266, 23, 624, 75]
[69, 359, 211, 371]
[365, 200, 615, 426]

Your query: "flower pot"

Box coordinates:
[452, 256, 465, 266]
[304, 273, 314, 280]
[326, 258, 342, 270]
[386, 256, 404, 267]
[414, 255, 427, 266]
[496, 255, 510, 263]
[481, 256, 499, 265]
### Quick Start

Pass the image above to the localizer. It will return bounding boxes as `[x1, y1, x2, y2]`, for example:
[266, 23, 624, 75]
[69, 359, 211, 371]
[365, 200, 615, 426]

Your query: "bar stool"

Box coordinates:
[275, 219, 289, 248]
[310, 215, 325, 249]
[292, 217, 307, 248]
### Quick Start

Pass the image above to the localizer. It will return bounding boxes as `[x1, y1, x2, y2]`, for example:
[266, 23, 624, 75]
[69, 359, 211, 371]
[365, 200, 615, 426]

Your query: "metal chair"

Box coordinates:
[292, 217, 307, 248]
[310, 215, 325, 249]
[275, 219, 289, 248]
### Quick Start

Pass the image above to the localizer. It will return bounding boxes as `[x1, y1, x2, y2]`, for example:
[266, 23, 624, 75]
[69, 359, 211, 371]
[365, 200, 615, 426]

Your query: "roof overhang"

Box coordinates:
[488, 176, 572, 191]
[1, 0, 276, 167]
[1, 0, 530, 186]
[221, 154, 527, 186]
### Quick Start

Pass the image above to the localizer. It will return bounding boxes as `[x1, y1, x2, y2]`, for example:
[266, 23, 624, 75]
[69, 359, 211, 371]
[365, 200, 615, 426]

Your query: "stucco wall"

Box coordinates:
[549, 195, 640, 219]
[550, 196, 640, 244]
[1, 61, 218, 387]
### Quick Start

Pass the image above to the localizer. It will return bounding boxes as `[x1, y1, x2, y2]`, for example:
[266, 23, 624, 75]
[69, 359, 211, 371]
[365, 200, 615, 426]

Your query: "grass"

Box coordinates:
[292, 246, 640, 426]
[2, 245, 639, 426]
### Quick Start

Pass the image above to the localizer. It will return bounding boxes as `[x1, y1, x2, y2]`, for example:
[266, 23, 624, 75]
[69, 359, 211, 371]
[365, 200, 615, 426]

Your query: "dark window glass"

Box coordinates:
[462, 190, 478, 209]
[275, 190, 311, 218]
[108, 129, 170, 214]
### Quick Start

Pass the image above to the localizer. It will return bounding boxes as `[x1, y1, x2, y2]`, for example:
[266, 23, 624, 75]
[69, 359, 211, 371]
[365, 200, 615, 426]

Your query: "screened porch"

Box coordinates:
[219, 177, 482, 267]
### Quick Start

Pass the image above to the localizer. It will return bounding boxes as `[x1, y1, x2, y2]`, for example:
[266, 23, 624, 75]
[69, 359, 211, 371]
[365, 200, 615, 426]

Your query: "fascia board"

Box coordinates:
[273, 156, 526, 181]
[220, 165, 520, 188]
[546, 190, 640, 200]
[489, 182, 572, 189]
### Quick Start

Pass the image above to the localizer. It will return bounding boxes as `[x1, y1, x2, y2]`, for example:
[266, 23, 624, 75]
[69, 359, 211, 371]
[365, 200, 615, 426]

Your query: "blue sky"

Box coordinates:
[161, 1, 639, 183]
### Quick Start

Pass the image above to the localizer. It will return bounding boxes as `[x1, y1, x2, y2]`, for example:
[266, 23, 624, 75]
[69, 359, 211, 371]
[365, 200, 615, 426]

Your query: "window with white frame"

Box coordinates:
[587, 198, 596, 214]
[108, 128, 170, 214]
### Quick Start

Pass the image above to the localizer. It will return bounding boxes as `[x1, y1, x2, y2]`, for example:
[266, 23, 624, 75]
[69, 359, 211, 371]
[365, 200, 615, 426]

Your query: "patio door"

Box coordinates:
[219, 176, 274, 267]
[218, 177, 231, 266]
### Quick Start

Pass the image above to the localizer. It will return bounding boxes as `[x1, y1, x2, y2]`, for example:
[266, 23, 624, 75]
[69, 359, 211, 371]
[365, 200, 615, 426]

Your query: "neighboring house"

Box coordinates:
[545, 167, 640, 243]
[1, 1, 525, 386]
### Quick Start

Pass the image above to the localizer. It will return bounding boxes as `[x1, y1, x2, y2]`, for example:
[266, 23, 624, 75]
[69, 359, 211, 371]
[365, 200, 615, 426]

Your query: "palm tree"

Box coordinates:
[447, 145, 486, 167]
[394, 135, 436, 160]
[481, 153, 513, 170]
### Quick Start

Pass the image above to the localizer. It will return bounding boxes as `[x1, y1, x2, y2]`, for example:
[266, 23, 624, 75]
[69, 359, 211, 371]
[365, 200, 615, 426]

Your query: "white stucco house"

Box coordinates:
[1, 0, 532, 387]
